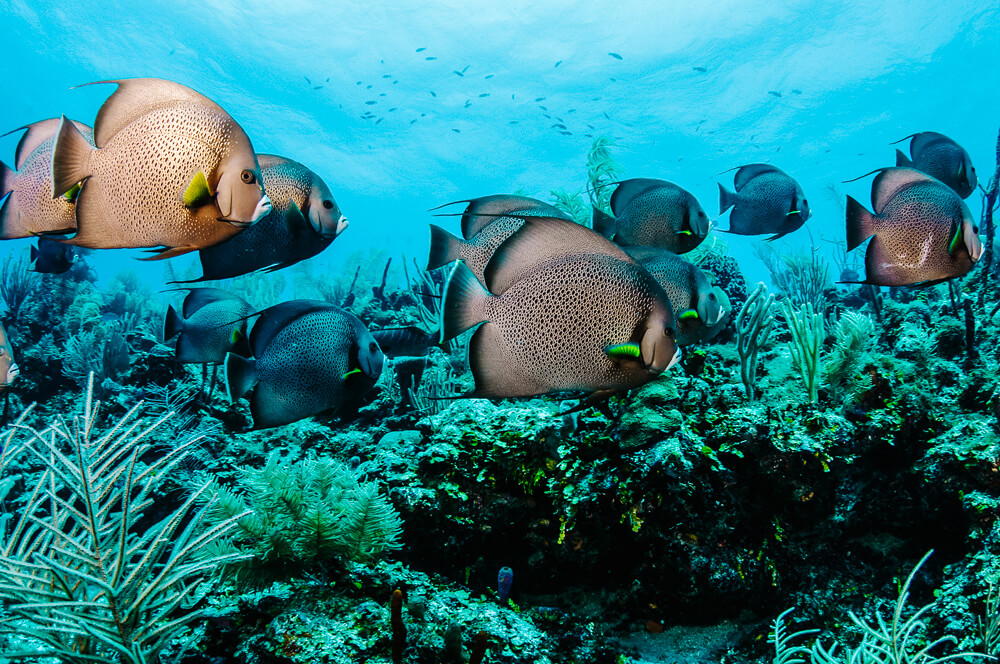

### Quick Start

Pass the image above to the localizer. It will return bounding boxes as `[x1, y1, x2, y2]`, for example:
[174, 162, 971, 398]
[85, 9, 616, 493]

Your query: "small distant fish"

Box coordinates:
[790, 88, 801, 94]
[554, 60, 562, 67]
[168, 48, 176, 56]
[452, 129, 461, 133]
[559, 131, 572, 136]
[692, 66, 707, 72]
[410, 119, 418, 125]
[718, 164, 809, 241]
[326, 77, 330, 83]
[464, 100, 472, 108]
[609, 52, 623, 60]
[543, 114, 552, 119]
[356, 81, 362, 85]
[453, 70, 465, 77]
[430, 91, 436, 97]
[535, 97, 546, 102]
[591, 96, 601, 101]
[478, 93, 489, 98]
[552, 123, 567, 129]
[388, 107, 397, 112]
[485, 74, 494, 79]
[461, 65, 470, 73]
[365, 101, 377, 105]
[508, 120, 519, 125]
[375, 117, 383, 125]
[416, 47, 427, 52]
[393, 80, 398, 84]
[382, 74, 391, 79]
[305, 76, 312, 85]
[587, 124, 595, 130]
[609, 77, 617, 82]
[367, 84, 373, 89]
[379, 93, 387, 97]
[593, 179, 711, 254]
[226, 301, 383, 429]
[768, 91, 782, 98]
[603, 112, 610, 119]
[312, 85, 323, 90]
[845, 167, 981, 287]
[539, 105, 548, 111]
[421, 113, 426, 117]
[165, 288, 252, 364]
[30, 237, 75, 274]
[567, 109, 576, 113]
[425, 56, 437, 60]
[893, 131, 977, 198]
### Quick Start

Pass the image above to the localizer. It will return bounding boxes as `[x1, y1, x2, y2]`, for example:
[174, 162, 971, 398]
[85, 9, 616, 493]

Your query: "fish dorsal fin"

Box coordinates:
[458, 195, 563, 239]
[609, 178, 667, 215]
[249, 299, 341, 356]
[733, 164, 782, 191]
[83, 78, 222, 148]
[8, 118, 93, 170]
[871, 167, 939, 215]
[622, 245, 671, 263]
[182, 287, 246, 318]
[483, 216, 633, 294]
[908, 131, 952, 158]
[256, 153, 293, 169]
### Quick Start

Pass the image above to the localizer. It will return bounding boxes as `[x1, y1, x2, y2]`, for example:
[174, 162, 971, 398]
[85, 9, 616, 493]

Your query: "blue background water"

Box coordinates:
[1, 0, 998, 289]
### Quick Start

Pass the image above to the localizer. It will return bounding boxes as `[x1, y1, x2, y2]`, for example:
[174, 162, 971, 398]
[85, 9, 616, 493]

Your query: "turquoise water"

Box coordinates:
[2, 2, 1000, 663]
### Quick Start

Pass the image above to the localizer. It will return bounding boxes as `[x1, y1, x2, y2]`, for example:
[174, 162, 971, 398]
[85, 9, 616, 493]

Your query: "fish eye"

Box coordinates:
[323, 200, 334, 210]
[240, 169, 256, 184]
[369, 341, 378, 353]
[974, 225, 980, 234]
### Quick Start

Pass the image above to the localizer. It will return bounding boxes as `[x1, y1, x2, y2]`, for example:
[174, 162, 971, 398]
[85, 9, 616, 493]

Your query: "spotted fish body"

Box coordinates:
[441, 218, 680, 400]
[0, 322, 17, 390]
[184, 155, 347, 281]
[895, 132, 977, 199]
[164, 288, 252, 364]
[593, 179, 710, 254]
[718, 164, 809, 241]
[845, 167, 982, 287]
[625, 247, 728, 345]
[0, 118, 93, 239]
[50, 78, 271, 259]
[428, 216, 526, 283]
[226, 300, 383, 429]
[372, 326, 441, 358]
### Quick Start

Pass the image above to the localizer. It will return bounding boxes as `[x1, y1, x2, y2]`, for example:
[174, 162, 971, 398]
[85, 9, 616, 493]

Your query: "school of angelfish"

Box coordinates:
[0, 77, 984, 428]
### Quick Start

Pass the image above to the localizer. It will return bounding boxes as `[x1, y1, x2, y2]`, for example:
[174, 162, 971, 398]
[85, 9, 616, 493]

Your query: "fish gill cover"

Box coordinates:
[0, 1, 999, 663]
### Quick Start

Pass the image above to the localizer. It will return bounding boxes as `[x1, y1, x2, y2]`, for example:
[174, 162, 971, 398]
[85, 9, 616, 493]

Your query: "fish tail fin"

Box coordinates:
[163, 305, 184, 340]
[50, 115, 94, 198]
[441, 261, 490, 342]
[225, 352, 258, 402]
[894, 149, 912, 167]
[427, 224, 466, 271]
[29, 244, 37, 262]
[591, 207, 616, 238]
[845, 195, 876, 251]
[0, 159, 12, 199]
[0, 160, 15, 237]
[718, 183, 738, 214]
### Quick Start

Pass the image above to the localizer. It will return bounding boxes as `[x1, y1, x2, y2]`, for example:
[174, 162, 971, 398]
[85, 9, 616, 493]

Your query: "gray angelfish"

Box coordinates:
[372, 326, 445, 358]
[30, 237, 76, 274]
[440, 217, 680, 406]
[226, 300, 384, 429]
[0, 118, 93, 239]
[624, 247, 728, 345]
[592, 178, 711, 254]
[179, 155, 347, 281]
[431, 194, 567, 240]
[718, 164, 809, 241]
[893, 131, 977, 199]
[845, 167, 982, 287]
[164, 288, 252, 363]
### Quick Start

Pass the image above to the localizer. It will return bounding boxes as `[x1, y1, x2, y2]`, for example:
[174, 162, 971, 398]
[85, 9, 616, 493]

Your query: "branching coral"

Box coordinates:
[825, 311, 876, 403]
[0, 251, 40, 321]
[586, 135, 625, 217]
[736, 283, 775, 401]
[782, 301, 825, 403]
[0, 374, 248, 664]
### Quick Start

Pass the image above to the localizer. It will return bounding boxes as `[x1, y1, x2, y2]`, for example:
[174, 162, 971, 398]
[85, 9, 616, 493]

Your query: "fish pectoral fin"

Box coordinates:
[342, 368, 362, 380]
[139, 245, 198, 261]
[63, 182, 82, 202]
[560, 389, 618, 415]
[948, 221, 963, 255]
[678, 309, 699, 321]
[676, 230, 693, 236]
[604, 342, 641, 359]
[285, 200, 310, 235]
[183, 171, 214, 208]
[786, 210, 801, 216]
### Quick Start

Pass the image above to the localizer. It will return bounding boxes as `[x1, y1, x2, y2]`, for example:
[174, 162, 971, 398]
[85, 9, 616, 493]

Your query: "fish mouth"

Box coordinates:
[221, 219, 253, 229]
[321, 215, 349, 239]
[251, 195, 272, 223]
[7, 363, 18, 384]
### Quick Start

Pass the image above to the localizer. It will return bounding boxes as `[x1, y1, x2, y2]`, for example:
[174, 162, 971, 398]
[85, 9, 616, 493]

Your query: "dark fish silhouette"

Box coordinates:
[426, 56, 437, 60]
[718, 164, 809, 241]
[893, 131, 977, 198]
[416, 47, 427, 52]
[372, 326, 443, 358]
[692, 66, 707, 72]
[226, 300, 383, 429]
[768, 91, 782, 98]
[30, 237, 75, 274]
[845, 167, 982, 287]
[593, 179, 711, 254]
[609, 52, 623, 60]
[440, 218, 679, 403]
[164, 288, 252, 364]
[0, 118, 93, 239]
[624, 247, 728, 345]
[179, 155, 347, 282]
[555, 60, 562, 67]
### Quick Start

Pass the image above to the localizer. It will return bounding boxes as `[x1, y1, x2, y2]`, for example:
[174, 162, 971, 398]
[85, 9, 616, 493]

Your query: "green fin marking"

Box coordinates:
[679, 309, 700, 320]
[677, 230, 692, 236]
[183, 171, 213, 208]
[231, 328, 241, 344]
[957, 161, 964, 180]
[342, 368, 362, 380]
[948, 221, 963, 255]
[63, 182, 82, 202]
[604, 342, 641, 359]
[786, 210, 801, 216]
